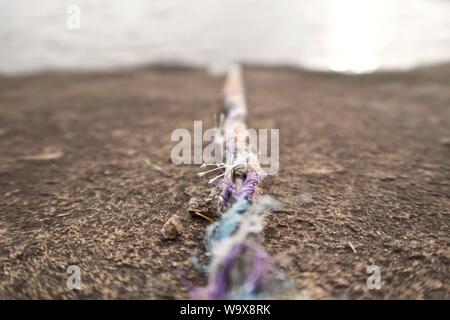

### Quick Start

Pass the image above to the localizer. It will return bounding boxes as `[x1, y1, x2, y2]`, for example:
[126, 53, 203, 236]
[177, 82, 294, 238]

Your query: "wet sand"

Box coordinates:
[0, 64, 449, 299]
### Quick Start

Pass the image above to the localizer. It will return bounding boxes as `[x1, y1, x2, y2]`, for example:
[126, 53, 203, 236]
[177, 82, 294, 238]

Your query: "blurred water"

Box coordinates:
[1, 0, 449, 74]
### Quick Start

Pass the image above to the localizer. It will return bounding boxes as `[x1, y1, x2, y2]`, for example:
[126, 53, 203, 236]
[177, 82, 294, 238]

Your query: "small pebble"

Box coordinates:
[161, 215, 183, 239]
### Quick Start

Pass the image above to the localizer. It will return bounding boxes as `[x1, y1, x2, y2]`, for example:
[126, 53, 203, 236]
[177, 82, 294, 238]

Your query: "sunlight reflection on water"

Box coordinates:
[325, 0, 385, 73]
[0, 0, 449, 74]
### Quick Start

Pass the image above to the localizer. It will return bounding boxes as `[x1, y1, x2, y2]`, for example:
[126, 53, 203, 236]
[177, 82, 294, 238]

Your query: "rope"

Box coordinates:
[191, 65, 289, 299]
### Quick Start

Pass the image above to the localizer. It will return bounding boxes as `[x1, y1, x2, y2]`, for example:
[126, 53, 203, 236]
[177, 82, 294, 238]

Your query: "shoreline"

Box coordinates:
[1, 60, 450, 79]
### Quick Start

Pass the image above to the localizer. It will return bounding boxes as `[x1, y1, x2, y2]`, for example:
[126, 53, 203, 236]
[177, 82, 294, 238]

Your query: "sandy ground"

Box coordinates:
[0, 65, 449, 299]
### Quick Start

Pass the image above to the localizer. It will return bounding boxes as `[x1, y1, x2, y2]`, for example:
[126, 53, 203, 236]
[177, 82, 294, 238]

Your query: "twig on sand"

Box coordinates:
[56, 212, 73, 218]
[191, 211, 214, 223]
[21, 147, 63, 161]
[348, 241, 357, 254]
[144, 158, 171, 176]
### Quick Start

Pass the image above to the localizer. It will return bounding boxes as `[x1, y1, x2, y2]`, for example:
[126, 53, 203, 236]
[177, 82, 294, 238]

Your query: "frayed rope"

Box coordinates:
[190, 65, 291, 299]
